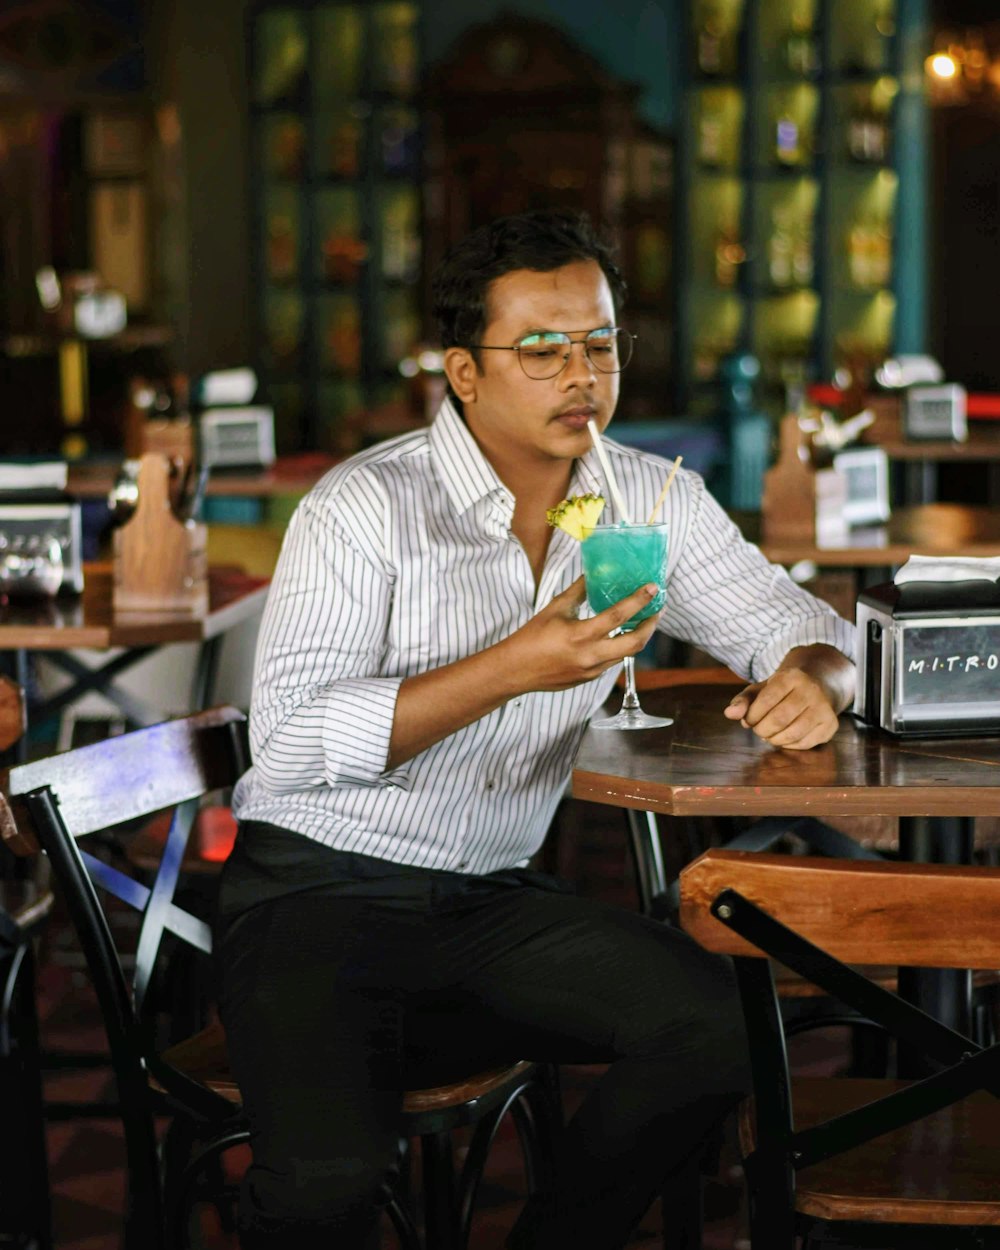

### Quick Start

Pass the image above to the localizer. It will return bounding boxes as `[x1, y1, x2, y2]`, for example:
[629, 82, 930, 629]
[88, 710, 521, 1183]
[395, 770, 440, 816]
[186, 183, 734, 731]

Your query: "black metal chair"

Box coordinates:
[680, 848, 1000, 1250]
[5, 706, 558, 1250]
[0, 673, 54, 1250]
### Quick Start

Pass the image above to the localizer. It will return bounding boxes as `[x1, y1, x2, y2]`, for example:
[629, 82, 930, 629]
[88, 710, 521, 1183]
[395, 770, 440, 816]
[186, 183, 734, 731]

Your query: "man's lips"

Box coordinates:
[553, 406, 596, 427]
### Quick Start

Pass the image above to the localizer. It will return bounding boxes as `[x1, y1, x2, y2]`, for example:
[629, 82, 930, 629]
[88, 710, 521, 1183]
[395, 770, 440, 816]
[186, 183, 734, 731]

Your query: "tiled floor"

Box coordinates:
[29, 800, 844, 1249]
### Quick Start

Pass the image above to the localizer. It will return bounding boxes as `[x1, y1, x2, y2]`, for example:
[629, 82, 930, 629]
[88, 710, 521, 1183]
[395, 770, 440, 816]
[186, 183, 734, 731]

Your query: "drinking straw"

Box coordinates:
[646, 455, 683, 524]
[586, 420, 632, 524]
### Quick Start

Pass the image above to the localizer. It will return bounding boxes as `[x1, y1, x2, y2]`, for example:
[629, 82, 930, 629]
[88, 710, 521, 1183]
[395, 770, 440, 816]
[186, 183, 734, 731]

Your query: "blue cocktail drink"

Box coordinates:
[581, 522, 672, 730]
[581, 523, 668, 630]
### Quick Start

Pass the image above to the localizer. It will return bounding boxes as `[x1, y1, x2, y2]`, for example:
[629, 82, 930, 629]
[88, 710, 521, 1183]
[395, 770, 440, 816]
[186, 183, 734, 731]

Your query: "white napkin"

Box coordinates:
[0, 461, 68, 491]
[894, 554, 1000, 584]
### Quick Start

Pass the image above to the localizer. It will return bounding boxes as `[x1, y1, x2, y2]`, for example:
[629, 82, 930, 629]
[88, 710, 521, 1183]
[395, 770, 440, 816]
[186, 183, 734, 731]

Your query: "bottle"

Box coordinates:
[792, 219, 814, 287]
[784, 12, 818, 77]
[768, 209, 793, 289]
[715, 219, 745, 288]
[775, 109, 802, 167]
[698, 100, 725, 166]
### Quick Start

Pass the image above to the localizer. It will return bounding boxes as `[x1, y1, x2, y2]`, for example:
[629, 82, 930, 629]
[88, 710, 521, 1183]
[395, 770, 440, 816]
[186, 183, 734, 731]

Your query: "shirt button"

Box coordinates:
[457, 860, 469, 870]
[485, 779, 495, 791]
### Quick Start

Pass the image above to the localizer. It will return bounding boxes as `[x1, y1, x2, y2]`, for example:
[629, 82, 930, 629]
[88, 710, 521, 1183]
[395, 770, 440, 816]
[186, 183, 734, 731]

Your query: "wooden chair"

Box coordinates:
[3, 707, 558, 1250]
[0, 675, 54, 1249]
[680, 848, 1000, 1249]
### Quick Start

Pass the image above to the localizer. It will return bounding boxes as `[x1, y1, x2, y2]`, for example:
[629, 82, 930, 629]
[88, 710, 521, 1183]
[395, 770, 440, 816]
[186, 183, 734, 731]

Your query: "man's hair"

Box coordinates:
[431, 209, 627, 356]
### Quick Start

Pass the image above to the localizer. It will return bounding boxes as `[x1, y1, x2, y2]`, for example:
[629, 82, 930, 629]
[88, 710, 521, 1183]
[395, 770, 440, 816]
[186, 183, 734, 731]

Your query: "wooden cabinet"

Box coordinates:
[423, 14, 675, 421]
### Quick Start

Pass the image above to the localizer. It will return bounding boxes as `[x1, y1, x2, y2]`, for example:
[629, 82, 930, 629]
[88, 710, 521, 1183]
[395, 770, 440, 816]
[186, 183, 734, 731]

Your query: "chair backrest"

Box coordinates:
[5, 707, 248, 1249]
[680, 848, 1000, 970]
[680, 847, 1000, 1233]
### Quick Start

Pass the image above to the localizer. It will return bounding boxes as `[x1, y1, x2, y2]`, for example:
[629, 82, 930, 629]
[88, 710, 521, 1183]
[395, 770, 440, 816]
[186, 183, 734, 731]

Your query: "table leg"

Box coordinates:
[897, 816, 974, 1075]
[625, 809, 668, 916]
[189, 637, 223, 711]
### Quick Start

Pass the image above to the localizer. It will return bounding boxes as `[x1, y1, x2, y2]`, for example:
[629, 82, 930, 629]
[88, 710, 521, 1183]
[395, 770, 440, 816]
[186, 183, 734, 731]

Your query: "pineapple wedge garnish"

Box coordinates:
[545, 493, 606, 540]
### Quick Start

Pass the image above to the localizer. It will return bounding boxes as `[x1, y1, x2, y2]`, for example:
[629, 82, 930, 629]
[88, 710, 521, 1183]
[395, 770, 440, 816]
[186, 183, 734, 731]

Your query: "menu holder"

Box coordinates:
[762, 415, 849, 548]
[113, 454, 208, 617]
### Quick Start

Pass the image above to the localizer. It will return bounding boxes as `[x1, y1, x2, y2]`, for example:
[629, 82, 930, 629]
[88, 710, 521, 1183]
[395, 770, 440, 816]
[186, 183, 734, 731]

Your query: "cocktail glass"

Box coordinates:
[581, 522, 672, 730]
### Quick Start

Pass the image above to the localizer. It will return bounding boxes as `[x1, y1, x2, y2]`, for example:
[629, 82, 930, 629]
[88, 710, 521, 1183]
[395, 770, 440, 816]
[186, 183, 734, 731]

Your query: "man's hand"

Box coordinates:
[722, 644, 855, 750]
[502, 576, 660, 693]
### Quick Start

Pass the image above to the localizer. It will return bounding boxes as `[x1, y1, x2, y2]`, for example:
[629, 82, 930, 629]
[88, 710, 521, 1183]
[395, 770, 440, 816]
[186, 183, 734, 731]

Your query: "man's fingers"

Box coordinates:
[592, 583, 660, 634]
[545, 576, 588, 618]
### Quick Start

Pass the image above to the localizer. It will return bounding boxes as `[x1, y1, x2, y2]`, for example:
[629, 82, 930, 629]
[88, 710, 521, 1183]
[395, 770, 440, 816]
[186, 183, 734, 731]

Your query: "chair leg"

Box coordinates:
[0, 939, 53, 1250]
[421, 1130, 458, 1250]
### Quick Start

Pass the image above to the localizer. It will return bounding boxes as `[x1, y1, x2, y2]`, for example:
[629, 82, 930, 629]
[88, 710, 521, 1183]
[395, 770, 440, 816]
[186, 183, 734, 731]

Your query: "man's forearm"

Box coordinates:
[387, 641, 523, 769]
[777, 643, 856, 713]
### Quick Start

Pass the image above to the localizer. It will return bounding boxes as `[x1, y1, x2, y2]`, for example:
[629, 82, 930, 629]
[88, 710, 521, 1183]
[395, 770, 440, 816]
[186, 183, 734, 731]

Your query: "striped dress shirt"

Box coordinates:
[232, 398, 855, 874]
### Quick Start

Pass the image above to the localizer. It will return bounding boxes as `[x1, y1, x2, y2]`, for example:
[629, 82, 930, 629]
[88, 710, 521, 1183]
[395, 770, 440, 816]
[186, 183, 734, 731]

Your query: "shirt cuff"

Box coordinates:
[751, 615, 857, 683]
[320, 676, 409, 787]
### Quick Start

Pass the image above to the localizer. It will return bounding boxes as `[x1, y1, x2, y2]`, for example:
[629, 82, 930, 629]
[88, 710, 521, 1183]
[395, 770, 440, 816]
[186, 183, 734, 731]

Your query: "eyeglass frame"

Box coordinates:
[463, 326, 636, 379]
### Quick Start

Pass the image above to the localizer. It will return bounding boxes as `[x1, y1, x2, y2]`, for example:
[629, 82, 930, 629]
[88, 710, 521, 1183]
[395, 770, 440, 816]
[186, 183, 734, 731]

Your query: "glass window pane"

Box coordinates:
[262, 289, 304, 373]
[255, 11, 309, 105]
[315, 6, 365, 100]
[315, 105, 366, 178]
[382, 289, 420, 370]
[317, 292, 362, 376]
[315, 188, 366, 283]
[261, 115, 307, 181]
[377, 105, 419, 176]
[380, 185, 420, 282]
[263, 187, 302, 282]
[373, 4, 419, 96]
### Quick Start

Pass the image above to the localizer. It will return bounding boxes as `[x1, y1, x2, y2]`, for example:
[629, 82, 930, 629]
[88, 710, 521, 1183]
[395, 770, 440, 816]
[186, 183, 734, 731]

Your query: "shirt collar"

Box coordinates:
[428, 396, 611, 513]
[428, 397, 508, 515]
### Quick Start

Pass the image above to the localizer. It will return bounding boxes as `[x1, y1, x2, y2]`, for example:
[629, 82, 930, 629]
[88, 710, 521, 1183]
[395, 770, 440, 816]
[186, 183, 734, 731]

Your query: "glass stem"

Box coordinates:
[621, 655, 641, 711]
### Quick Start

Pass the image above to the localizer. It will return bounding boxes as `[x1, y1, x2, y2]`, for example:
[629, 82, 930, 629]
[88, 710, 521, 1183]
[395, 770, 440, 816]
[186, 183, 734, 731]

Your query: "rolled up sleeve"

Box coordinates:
[662, 475, 856, 680]
[249, 489, 407, 792]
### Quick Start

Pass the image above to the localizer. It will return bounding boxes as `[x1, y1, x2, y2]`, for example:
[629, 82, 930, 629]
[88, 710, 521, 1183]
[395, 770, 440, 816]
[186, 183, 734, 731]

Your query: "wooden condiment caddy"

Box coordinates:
[761, 414, 849, 547]
[113, 453, 208, 616]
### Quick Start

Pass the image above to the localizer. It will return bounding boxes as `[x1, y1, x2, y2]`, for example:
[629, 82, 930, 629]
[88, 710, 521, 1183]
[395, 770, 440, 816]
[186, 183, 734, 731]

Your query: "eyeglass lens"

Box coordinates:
[516, 329, 632, 378]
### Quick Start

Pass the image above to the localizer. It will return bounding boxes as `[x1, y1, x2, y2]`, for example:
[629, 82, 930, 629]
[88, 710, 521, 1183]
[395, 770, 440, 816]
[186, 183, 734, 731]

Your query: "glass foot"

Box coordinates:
[590, 707, 674, 731]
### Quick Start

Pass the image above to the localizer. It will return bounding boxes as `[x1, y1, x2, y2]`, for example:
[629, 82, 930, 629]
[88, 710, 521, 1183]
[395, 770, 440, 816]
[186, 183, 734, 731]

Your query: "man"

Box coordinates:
[216, 209, 855, 1249]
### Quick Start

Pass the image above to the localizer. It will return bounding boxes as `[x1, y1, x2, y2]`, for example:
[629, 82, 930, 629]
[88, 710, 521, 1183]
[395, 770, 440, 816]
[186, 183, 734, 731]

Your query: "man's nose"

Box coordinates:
[560, 339, 596, 385]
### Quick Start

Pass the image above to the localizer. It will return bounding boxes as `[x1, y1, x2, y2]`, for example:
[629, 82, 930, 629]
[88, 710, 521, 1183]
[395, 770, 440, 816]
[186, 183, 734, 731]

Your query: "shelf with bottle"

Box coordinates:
[251, 2, 423, 454]
[830, 0, 895, 76]
[827, 166, 896, 293]
[692, 0, 745, 80]
[751, 290, 820, 388]
[832, 77, 897, 168]
[753, 178, 818, 295]
[690, 176, 744, 290]
[758, 0, 820, 81]
[693, 85, 744, 170]
[755, 82, 820, 172]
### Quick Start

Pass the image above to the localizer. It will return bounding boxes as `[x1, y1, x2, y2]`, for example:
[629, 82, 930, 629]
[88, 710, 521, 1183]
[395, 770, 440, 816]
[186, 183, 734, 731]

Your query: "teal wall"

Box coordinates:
[894, 0, 929, 354]
[424, 0, 683, 133]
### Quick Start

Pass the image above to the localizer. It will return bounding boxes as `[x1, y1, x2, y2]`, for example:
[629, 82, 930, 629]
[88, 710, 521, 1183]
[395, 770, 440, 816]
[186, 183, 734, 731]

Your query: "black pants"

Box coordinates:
[214, 822, 749, 1250]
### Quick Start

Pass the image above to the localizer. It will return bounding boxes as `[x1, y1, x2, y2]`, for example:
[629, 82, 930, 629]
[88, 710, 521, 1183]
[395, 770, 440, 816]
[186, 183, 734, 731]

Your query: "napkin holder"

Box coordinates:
[761, 415, 849, 547]
[113, 454, 207, 616]
[855, 579, 1000, 736]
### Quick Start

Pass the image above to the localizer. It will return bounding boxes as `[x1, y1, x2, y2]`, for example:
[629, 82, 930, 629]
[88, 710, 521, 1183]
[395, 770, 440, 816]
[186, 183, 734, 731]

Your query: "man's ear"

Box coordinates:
[444, 347, 478, 405]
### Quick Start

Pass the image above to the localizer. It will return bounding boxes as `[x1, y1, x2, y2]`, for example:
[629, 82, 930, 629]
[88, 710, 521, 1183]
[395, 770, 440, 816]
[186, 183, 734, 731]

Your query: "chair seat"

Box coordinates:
[157, 1016, 536, 1116]
[127, 806, 238, 875]
[740, 1076, 1000, 1225]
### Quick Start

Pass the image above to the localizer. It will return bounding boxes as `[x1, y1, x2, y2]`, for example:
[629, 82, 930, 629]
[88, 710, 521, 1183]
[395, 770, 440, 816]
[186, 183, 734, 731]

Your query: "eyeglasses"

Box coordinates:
[467, 327, 635, 380]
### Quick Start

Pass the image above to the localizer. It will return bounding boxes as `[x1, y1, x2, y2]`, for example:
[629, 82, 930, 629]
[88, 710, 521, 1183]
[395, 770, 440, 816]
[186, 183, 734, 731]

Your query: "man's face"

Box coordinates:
[450, 259, 620, 467]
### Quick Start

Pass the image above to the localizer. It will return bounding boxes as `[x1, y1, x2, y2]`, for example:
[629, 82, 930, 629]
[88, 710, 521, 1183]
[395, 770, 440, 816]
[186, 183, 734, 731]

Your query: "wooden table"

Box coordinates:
[0, 564, 269, 762]
[745, 503, 1000, 569]
[67, 455, 337, 501]
[573, 683, 1000, 1040]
